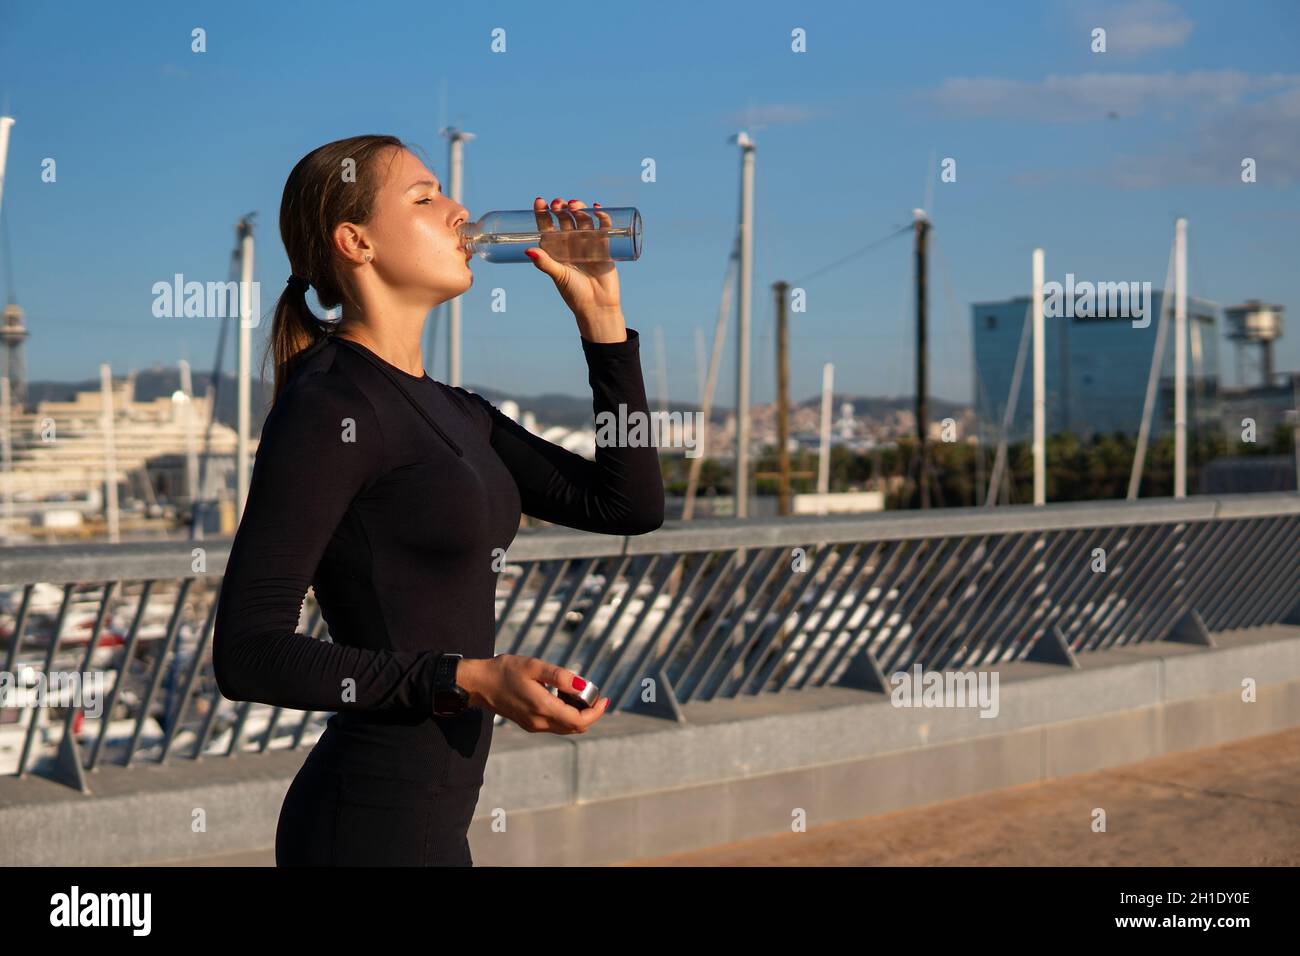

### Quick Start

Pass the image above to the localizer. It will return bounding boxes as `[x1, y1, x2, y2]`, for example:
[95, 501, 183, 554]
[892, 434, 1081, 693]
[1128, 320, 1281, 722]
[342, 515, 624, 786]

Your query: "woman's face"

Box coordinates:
[345, 147, 472, 304]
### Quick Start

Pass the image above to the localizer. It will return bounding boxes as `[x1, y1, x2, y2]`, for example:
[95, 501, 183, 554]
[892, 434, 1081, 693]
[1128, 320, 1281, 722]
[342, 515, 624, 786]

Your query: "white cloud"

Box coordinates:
[996, 83, 1300, 187]
[926, 70, 1300, 122]
[1090, 0, 1195, 55]
[1113, 85, 1300, 186]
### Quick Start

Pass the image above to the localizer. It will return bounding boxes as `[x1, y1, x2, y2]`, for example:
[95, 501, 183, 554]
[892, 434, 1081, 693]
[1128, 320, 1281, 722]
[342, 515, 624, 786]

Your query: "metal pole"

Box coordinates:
[0, 116, 14, 224]
[774, 281, 790, 515]
[1127, 239, 1176, 500]
[734, 132, 755, 519]
[100, 363, 120, 543]
[817, 363, 833, 511]
[236, 217, 254, 519]
[914, 210, 930, 508]
[1174, 217, 1187, 498]
[0, 118, 16, 541]
[986, 301, 1032, 507]
[682, 235, 738, 521]
[442, 127, 474, 388]
[1032, 247, 1045, 506]
[179, 359, 199, 507]
[0, 374, 10, 544]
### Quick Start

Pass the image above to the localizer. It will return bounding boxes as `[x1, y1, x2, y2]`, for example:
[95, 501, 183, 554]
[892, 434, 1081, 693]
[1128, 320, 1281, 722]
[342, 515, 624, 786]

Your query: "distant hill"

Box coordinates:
[25, 371, 968, 435]
[470, 389, 970, 430]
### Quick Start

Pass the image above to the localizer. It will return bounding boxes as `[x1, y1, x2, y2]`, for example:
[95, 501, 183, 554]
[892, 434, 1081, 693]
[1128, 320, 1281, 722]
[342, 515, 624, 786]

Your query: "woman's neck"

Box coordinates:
[335, 313, 428, 379]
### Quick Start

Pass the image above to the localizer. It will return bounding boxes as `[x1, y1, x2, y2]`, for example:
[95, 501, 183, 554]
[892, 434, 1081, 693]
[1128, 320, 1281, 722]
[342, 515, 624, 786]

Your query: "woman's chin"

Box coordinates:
[445, 272, 473, 300]
[434, 269, 473, 298]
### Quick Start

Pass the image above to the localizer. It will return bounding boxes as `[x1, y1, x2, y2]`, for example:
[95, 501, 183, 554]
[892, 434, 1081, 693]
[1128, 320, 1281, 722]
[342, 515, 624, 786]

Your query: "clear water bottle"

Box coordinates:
[459, 206, 642, 263]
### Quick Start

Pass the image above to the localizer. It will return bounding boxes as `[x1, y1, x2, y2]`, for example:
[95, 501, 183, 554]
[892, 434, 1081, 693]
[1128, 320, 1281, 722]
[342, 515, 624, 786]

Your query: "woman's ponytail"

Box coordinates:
[264, 277, 331, 404]
[260, 134, 407, 404]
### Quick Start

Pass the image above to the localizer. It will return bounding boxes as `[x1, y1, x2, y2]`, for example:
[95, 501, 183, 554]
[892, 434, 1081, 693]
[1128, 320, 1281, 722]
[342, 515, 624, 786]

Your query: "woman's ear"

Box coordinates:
[332, 221, 371, 266]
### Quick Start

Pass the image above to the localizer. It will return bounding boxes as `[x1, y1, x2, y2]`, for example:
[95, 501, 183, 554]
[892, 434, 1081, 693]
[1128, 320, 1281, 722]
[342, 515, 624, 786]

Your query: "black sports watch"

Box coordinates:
[432, 652, 470, 716]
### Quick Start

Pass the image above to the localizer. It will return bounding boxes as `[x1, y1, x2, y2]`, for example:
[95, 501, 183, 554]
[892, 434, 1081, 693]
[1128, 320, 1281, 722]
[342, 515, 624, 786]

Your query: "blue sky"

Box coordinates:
[1, 0, 1297, 405]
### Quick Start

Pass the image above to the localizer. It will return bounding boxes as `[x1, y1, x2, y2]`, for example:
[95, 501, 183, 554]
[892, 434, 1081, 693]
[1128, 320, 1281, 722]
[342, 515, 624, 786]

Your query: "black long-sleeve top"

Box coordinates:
[212, 327, 664, 789]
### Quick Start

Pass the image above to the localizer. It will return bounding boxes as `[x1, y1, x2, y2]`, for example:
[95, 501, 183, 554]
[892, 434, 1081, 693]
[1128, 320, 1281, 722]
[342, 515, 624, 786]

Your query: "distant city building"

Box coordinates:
[0, 302, 29, 409]
[1224, 300, 1284, 388]
[973, 292, 1221, 441]
[0, 371, 240, 539]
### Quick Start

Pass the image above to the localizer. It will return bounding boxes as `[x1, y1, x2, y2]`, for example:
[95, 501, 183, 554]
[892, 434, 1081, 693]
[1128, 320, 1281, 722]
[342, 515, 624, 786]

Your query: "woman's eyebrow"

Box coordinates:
[405, 178, 440, 193]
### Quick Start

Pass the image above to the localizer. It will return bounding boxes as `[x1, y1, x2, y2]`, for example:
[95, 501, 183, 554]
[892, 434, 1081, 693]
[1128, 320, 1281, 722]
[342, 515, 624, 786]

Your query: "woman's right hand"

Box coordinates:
[457, 654, 610, 734]
[525, 197, 622, 328]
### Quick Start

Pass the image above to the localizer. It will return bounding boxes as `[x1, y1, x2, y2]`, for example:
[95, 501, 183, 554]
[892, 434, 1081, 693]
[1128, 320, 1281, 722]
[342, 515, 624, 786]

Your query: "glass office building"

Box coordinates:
[972, 292, 1221, 442]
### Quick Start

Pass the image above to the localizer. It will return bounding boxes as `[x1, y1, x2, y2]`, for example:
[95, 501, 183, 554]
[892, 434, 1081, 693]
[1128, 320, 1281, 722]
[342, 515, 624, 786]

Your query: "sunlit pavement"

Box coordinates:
[626, 728, 1300, 866]
[164, 727, 1300, 867]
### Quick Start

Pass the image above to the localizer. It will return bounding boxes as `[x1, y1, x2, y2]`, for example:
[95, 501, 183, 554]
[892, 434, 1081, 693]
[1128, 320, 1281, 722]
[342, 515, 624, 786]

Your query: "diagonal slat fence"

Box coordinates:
[0, 493, 1296, 788]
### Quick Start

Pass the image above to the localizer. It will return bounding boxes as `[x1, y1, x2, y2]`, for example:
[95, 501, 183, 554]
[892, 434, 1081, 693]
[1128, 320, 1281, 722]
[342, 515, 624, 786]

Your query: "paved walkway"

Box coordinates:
[168, 728, 1300, 866]
[628, 727, 1300, 866]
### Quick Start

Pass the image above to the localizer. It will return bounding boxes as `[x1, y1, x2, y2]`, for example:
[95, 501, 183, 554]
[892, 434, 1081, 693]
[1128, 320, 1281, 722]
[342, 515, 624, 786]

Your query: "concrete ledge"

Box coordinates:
[2, 626, 1298, 866]
[0, 750, 307, 867]
[481, 625, 1300, 812]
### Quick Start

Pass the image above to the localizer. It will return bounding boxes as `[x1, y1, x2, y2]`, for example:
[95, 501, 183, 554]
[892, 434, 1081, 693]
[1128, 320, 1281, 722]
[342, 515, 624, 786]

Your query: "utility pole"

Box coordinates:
[731, 131, 755, 518]
[914, 209, 930, 509]
[755, 281, 814, 509]
[442, 126, 474, 388]
[774, 281, 791, 515]
[1174, 217, 1187, 498]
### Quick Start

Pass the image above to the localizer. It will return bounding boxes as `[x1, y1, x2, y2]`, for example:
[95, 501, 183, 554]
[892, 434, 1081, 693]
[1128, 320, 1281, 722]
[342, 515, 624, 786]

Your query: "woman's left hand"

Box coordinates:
[525, 197, 626, 341]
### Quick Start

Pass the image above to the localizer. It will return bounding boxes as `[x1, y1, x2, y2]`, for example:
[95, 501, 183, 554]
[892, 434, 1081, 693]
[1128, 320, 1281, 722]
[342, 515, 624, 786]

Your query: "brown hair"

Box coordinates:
[262, 134, 407, 402]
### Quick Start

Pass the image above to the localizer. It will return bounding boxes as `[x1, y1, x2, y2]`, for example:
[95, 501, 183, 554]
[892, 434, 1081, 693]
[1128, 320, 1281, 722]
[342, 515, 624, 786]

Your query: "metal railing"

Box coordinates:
[1, 493, 1297, 789]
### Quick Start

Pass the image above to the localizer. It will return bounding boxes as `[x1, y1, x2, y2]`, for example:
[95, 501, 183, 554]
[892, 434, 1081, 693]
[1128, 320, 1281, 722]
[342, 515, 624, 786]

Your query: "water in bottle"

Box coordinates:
[459, 206, 642, 264]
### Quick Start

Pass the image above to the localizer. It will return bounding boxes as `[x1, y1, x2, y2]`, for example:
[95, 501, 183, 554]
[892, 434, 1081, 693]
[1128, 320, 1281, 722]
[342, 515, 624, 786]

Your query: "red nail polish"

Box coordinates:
[572, 676, 586, 690]
[524, 248, 539, 259]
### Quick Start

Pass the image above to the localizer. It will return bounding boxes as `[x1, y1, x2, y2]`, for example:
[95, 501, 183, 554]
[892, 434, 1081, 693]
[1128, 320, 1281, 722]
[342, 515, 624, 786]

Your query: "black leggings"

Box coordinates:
[275, 743, 478, 866]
